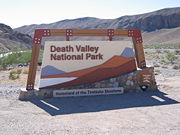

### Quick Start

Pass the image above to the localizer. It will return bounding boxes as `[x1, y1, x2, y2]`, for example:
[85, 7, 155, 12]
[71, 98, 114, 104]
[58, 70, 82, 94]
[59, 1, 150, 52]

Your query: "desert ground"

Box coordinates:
[0, 60, 180, 135]
[1, 6, 180, 135]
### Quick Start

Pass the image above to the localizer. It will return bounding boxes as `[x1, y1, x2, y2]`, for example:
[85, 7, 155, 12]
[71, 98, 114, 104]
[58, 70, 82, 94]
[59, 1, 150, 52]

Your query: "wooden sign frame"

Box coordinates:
[26, 29, 146, 90]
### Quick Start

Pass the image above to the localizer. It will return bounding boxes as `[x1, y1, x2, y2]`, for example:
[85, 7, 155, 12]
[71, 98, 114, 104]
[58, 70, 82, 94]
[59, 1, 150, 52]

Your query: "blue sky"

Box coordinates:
[0, 0, 179, 28]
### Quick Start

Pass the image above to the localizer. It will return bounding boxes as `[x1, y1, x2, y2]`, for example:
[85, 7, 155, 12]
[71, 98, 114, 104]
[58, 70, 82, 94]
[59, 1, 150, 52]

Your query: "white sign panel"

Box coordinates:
[39, 41, 136, 89]
[53, 87, 124, 97]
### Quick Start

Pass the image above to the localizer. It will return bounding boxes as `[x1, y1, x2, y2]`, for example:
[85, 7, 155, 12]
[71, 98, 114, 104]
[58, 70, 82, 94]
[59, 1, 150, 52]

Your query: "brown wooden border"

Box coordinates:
[26, 29, 146, 90]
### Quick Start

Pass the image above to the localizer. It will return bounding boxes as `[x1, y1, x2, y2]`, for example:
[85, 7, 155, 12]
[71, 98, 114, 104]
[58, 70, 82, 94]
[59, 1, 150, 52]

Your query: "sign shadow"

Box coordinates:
[29, 90, 179, 116]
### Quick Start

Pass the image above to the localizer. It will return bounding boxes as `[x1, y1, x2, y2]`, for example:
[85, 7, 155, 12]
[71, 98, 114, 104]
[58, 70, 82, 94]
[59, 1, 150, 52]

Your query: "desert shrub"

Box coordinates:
[173, 65, 180, 70]
[156, 49, 161, 54]
[160, 59, 167, 64]
[9, 70, 20, 80]
[0, 65, 4, 71]
[144, 52, 153, 59]
[163, 50, 170, 53]
[175, 50, 180, 55]
[153, 61, 160, 67]
[16, 68, 22, 74]
[166, 52, 176, 64]
[145, 44, 180, 49]
[155, 69, 161, 73]
[154, 64, 160, 67]
[161, 65, 168, 68]
[22, 68, 29, 74]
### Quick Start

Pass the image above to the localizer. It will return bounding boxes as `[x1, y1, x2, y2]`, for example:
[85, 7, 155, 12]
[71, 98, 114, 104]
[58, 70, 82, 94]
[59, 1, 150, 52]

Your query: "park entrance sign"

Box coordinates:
[39, 41, 136, 89]
[22, 29, 153, 98]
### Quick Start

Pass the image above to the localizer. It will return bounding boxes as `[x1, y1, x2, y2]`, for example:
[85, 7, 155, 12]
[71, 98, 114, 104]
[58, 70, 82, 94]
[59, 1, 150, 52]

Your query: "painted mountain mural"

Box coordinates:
[41, 65, 66, 76]
[40, 56, 136, 89]
[120, 48, 134, 58]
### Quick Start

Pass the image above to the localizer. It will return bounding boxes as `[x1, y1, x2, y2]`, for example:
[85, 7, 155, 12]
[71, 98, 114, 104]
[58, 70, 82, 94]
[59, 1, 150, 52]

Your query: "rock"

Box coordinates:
[126, 80, 134, 86]
[113, 82, 119, 87]
[127, 76, 133, 80]
[0, 23, 13, 33]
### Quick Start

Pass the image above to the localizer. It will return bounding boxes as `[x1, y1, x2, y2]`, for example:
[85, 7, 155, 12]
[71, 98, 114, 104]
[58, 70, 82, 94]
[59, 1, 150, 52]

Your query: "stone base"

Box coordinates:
[47, 66, 158, 92]
[19, 66, 158, 100]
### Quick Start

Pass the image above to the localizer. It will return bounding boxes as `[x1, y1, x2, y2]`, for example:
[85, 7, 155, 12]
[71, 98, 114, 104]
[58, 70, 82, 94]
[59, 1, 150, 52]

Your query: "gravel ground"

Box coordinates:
[0, 69, 180, 135]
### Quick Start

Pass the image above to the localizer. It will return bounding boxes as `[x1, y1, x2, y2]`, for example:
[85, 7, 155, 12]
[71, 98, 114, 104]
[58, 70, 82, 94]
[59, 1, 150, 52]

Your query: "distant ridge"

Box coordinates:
[15, 7, 180, 36]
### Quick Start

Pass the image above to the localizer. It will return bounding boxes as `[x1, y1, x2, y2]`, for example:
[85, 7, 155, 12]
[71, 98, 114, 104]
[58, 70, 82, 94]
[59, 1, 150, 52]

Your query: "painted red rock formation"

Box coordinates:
[41, 56, 137, 89]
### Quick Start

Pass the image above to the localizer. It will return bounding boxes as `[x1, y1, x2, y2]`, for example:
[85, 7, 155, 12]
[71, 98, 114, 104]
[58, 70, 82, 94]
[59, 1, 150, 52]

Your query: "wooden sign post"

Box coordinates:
[26, 29, 146, 90]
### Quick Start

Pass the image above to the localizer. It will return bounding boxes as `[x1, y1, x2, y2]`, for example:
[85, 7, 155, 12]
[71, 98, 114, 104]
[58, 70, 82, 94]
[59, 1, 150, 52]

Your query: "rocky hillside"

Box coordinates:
[15, 7, 180, 36]
[142, 27, 180, 45]
[0, 23, 32, 51]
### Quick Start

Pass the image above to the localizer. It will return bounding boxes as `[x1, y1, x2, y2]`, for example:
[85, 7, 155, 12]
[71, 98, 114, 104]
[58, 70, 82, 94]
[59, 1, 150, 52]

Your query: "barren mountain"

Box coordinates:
[0, 23, 32, 51]
[1, 7, 180, 51]
[15, 7, 180, 36]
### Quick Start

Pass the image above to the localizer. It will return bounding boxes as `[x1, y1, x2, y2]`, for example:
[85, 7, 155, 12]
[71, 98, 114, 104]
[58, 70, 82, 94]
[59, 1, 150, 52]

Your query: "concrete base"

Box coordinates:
[19, 88, 40, 100]
[18, 88, 54, 100]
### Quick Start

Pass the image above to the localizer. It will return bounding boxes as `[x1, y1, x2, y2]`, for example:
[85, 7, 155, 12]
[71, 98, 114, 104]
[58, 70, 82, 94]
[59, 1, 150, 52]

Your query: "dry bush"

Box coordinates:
[175, 50, 180, 55]
[9, 68, 23, 80]
[161, 65, 168, 68]
[9, 70, 20, 80]
[22, 68, 29, 74]
[16, 68, 22, 74]
[155, 69, 161, 73]
[173, 64, 180, 69]
[166, 52, 176, 64]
